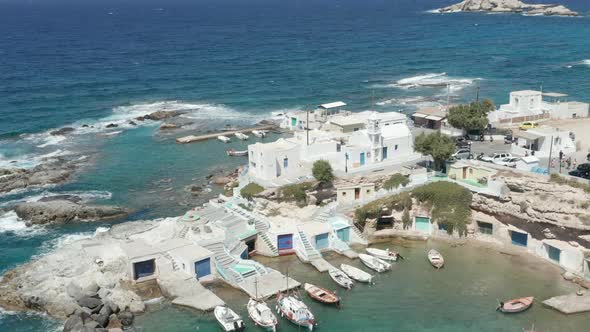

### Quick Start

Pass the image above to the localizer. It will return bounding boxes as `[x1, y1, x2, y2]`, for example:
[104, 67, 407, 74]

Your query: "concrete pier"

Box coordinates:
[176, 125, 277, 144]
[543, 292, 590, 314]
[341, 249, 359, 259]
[238, 269, 300, 300]
[310, 258, 334, 272]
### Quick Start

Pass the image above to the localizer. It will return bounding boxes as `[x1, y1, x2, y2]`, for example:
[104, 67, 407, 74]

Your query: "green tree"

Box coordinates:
[312, 160, 334, 183]
[240, 182, 264, 201]
[383, 173, 410, 191]
[414, 132, 455, 171]
[401, 208, 411, 230]
[447, 99, 495, 132]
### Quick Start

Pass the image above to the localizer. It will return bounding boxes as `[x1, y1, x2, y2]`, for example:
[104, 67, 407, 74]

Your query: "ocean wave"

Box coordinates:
[376, 96, 445, 110]
[0, 189, 113, 209]
[0, 149, 72, 169]
[0, 306, 62, 331]
[37, 226, 110, 255]
[392, 72, 479, 90]
[0, 211, 47, 236]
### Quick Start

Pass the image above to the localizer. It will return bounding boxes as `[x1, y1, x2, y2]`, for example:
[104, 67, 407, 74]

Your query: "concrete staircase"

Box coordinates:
[203, 241, 268, 286]
[177, 225, 190, 239]
[313, 211, 330, 223]
[258, 232, 279, 256]
[162, 252, 180, 271]
[297, 231, 322, 262]
[351, 223, 368, 244]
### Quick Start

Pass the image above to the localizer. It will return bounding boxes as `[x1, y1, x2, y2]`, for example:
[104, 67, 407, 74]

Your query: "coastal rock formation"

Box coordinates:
[14, 199, 128, 225]
[50, 127, 75, 136]
[436, 0, 579, 16]
[0, 160, 76, 194]
[136, 110, 184, 122]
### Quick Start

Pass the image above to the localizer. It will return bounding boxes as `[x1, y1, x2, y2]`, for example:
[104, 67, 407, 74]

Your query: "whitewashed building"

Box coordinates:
[488, 90, 589, 126]
[248, 111, 420, 185]
[511, 126, 576, 157]
[280, 101, 348, 131]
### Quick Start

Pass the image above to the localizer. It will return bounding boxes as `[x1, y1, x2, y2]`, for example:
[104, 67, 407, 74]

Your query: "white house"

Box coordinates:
[511, 126, 576, 158]
[248, 111, 420, 185]
[280, 101, 348, 131]
[489, 90, 589, 126]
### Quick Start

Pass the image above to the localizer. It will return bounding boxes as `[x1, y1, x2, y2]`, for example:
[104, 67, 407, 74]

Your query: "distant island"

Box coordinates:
[435, 0, 579, 16]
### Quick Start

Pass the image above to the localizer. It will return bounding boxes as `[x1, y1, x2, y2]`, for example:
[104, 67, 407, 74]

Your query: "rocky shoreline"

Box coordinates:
[435, 0, 579, 16]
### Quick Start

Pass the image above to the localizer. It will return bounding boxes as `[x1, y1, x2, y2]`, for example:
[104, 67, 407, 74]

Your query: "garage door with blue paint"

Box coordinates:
[511, 231, 528, 247]
[133, 259, 155, 280]
[336, 227, 350, 242]
[315, 233, 329, 249]
[195, 258, 211, 279]
[547, 245, 561, 263]
[277, 234, 293, 250]
[415, 217, 431, 233]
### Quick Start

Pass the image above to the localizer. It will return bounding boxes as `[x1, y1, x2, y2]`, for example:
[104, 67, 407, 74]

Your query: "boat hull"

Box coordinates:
[247, 299, 277, 331]
[340, 264, 372, 283]
[276, 294, 315, 331]
[497, 297, 534, 313]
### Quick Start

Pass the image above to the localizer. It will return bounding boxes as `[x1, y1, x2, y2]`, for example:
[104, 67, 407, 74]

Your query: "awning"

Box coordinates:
[425, 115, 444, 121]
[412, 113, 428, 119]
[515, 131, 543, 140]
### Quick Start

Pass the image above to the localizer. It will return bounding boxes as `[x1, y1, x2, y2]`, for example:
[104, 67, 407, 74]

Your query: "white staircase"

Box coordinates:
[258, 232, 279, 256]
[297, 231, 322, 262]
[350, 223, 368, 244]
[162, 252, 180, 271]
[177, 225, 190, 239]
[203, 241, 268, 286]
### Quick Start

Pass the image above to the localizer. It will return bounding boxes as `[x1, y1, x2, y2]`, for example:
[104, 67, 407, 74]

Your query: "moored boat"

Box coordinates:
[358, 253, 391, 272]
[214, 305, 245, 331]
[226, 149, 248, 156]
[276, 292, 316, 331]
[427, 249, 444, 269]
[496, 297, 534, 313]
[340, 264, 373, 283]
[328, 268, 354, 289]
[366, 247, 401, 262]
[217, 135, 231, 143]
[247, 299, 278, 331]
[252, 130, 267, 138]
[304, 283, 341, 307]
[235, 132, 249, 140]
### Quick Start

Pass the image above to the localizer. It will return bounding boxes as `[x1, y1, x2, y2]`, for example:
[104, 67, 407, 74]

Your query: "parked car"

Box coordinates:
[569, 163, 590, 179]
[493, 157, 520, 168]
[452, 149, 472, 160]
[519, 122, 539, 131]
[480, 152, 512, 163]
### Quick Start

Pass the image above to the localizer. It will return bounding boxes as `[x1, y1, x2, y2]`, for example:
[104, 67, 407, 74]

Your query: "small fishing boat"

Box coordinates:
[358, 254, 391, 272]
[496, 297, 534, 313]
[366, 247, 401, 262]
[304, 283, 341, 307]
[252, 130, 267, 138]
[235, 132, 249, 140]
[214, 305, 245, 331]
[340, 264, 373, 283]
[247, 299, 277, 331]
[427, 249, 444, 269]
[226, 149, 248, 157]
[220, 125, 239, 131]
[328, 268, 354, 289]
[217, 135, 231, 143]
[276, 292, 316, 331]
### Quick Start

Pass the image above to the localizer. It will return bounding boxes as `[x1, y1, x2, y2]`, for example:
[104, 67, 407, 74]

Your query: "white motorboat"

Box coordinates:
[252, 130, 267, 138]
[247, 299, 277, 331]
[328, 268, 354, 289]
[217, 135, 231, 143]
[358, 254, 391, 272]
[366, 247, 400, 262]
[235, 132, 249, 140]
[276, 292, 316, 331]
[340, 264, 373, 283]
[226, 149, 248, 157]
[427, 249, 444, 269]
[214, 305, 245, 331]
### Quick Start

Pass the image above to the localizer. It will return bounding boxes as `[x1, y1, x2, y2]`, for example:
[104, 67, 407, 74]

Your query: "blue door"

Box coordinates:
[240, 249, 248, 260]
[511, 231, 528, 247]
[315, 233, 329, 249]
[360, 152, 366, 166]
[277, 234, 293, 250]
[195, 258, 211, 279]
[133, 259, 155, 280]
[548, 245, 561, 263]
[336, 228, 350, 242]
[382, 147, 388, 160]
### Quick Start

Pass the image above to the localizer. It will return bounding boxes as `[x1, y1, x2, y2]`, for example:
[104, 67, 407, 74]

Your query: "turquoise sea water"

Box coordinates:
[1, 0, 590, 330]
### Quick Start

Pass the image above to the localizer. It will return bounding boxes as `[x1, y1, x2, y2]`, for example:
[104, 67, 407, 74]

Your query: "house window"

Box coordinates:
[477, 221, 493, 235]
[133, 259, 155, 280]
[394, 145, 398, 150]
[342, 192, 346, 197]
[336, 143, 341, 152]
[366, 189, 371, 193]
[283, 157, 289, 168]
[353, 128, 359, 131]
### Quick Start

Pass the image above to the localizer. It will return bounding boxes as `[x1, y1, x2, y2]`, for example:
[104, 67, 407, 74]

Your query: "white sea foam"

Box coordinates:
[0, 190, 113, 209]
[38, 226, 111, 255]
[392, 72, 479, 90]
[0, 149, 72, 169]
[582, 60, 590, 66]
[0, 211, 47, 236]
[376, 96, 445, 110]
[36, 135, 66, 148]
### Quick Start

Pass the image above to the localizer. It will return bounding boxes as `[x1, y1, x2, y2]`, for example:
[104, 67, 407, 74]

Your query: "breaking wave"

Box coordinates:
[376, 96, 445, 110]
[37, 226, 110, 255]
[0, 211, 47, 236]
[392, 72, 479, 90]
[0, 190, 113, 209]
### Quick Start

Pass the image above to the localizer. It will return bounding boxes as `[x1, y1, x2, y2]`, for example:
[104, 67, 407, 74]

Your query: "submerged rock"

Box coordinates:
[137, 110, 184, 121]
[0, 161, 76, 194]
[50, 127, 75, 136]
[14, 200, 128, 225]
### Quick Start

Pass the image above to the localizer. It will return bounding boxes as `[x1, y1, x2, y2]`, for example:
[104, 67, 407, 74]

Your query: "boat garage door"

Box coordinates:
[277, 234, 293, 250]
[547, 245, 561, 263]
[336, 227, 350, 242]
[315, 233, 329, 249]
[415, 217, 431, 234]
[195, 258, 211, 279]
[511, 231, 528, 247]
[133, 259, 155, 280]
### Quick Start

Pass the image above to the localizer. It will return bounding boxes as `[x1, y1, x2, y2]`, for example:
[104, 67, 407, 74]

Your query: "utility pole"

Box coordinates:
[547, 135, 553, 174]
[306, 108, 309, 146]
[476, 86, 480, 102]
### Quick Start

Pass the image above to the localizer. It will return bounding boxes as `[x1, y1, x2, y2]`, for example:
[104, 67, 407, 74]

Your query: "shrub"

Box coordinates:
[549, 173, 590, 193]
[383, 173, 410, 190]
[240, 183, 264, 201]
[312, 160, 334, 183]
[401, 208, 411, 229]
[279, 182, 313, 207]
[354, 192, 412, 227]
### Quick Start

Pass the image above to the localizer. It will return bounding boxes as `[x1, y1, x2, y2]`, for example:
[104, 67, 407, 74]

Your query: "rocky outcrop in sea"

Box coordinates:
[435, 0, 579, 16]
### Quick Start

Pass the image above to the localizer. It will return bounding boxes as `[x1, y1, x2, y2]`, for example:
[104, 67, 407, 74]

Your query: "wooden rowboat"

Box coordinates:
[358, 254, 391, 272]
[226, 149, 248, 156]
[304, 283, 341, 306]
[340, 264, 373, 283]
[427, 249, 444, 269]
[328, 268, 354, 289]
[497, 297, 534, 313]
